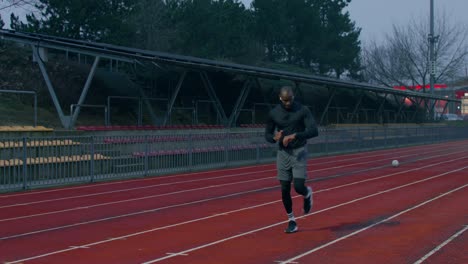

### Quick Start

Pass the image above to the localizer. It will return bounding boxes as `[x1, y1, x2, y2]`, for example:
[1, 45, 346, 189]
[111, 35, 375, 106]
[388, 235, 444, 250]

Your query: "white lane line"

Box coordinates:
[0, 176, 273, 221]
[0, 171, 274, 209]
[0, 142, 453, 204]
[5, 165, 465, 264]
[412, 225, 468, 264]
[0, 163, 276, 198]
[0, 185, 275, 241]
[279, 184, 468, 264]
[68, 246, 90, 249]
[2, 149, 465, 222]
[166, 253, 188, 256]
[2, 154, 467, 242]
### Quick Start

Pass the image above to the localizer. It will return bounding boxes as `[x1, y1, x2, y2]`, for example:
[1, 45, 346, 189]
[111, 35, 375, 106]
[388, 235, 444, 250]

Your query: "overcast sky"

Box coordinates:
[345, 0, 468, 44]
[241, 0, 468, 44]
[2, 0, 468, 45]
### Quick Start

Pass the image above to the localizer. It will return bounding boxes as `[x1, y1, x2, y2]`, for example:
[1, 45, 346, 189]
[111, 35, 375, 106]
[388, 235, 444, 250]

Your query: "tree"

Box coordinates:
[252, 0, 361, 78]
[165, 0, 256, 62]
[12, 0, 137, 44]
[312, 0, 362, 78]
[362, 13, 468, 90]
[128, 0, 173, 51]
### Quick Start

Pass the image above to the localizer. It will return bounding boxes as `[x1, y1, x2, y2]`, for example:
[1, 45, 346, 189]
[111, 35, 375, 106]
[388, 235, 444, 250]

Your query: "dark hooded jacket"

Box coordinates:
[265, 101, 318, 149]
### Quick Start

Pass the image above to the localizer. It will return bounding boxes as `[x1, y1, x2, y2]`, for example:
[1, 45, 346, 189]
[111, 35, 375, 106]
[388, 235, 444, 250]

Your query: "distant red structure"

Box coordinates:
[393, 84, 448, 91]
[455, 90, 466, 99]
[393, 84, 456, 114]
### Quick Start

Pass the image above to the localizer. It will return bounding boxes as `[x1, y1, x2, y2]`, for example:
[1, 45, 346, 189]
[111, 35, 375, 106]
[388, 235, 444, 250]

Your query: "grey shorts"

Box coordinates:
[276, 146, 308, 181]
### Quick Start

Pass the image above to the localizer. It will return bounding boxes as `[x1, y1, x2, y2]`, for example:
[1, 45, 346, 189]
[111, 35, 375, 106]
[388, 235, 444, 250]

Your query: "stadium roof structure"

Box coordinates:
[0, 29, 460, 128]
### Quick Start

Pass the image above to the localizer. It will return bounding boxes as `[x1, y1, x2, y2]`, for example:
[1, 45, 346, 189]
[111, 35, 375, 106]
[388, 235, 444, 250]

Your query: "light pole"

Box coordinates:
[428, 0, 439, 119]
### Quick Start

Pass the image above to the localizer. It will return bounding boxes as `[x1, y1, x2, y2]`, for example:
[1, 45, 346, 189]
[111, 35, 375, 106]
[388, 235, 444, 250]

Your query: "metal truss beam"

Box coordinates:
[348, 91, 364, 123]
[376, 92, 389, 123]
[69, 56, 101, 128]
[33, 45, 69, 128]
[319, 87, 337, 125]
[136, 86, 159, 125]
[1, 30, 457, 104]
[393, 94, 407, 122]
[163, 71, 187, 125]
[228, 79, 253, 127]
[200, 72, 228, 126]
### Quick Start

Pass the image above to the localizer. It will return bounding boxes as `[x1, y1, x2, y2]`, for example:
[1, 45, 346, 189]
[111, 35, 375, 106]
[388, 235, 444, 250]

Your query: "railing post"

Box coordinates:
[22, 137, 28, 190]
[225, 132, 230, 166]
[144, 135, 149, 176]
[33, 93, 37, 127]
[384, 127, 387, 148]
[188, 133, 193, 171]
[324, 129, 329, 155]
[255, 131, 260, 163]
[371, 128, 375, 150]
[90, 136, 95, 182]
[357, 127, 361, 150]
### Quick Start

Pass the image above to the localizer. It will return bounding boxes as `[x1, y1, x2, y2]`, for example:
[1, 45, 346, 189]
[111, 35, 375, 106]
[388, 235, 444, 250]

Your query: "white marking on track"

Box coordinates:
[279, 184, 468, 264]
[412, 225, 468, 264]
[2, 155, 467, 242]
[5, 166, 465, 264]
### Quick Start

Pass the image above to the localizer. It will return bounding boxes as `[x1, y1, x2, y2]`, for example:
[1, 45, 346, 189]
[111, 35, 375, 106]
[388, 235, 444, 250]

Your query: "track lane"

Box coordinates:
[0, 141, 464, 262]
[1, 148, 466, 241]
[1, 144, 464, 219]
[420, 226, 468, 264]
[146, 171, 467, 264]
[6, 155, 466, 263]
[285, 178, 468, 264]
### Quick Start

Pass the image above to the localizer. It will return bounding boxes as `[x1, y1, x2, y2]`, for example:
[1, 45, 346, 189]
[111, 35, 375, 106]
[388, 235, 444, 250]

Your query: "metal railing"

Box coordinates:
[1, 126, 467, 193]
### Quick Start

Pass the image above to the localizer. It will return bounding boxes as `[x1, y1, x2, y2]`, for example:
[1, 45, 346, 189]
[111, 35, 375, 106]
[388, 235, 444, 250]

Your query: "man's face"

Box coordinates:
[279, 91, 294, 109]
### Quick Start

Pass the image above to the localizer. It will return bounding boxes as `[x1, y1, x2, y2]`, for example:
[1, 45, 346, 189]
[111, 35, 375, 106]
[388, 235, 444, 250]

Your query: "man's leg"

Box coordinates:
[294, 178, 313, 214]
[280, 180, 297, 233]
[292, 147, 313, 214]
[280, 180, 293, 214]
[277, 149, 297, 233]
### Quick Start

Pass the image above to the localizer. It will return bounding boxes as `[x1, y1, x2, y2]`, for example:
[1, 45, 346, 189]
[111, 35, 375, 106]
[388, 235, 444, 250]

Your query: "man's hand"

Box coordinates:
[282, 134, 296, 147]
[273, 130, 283, 142]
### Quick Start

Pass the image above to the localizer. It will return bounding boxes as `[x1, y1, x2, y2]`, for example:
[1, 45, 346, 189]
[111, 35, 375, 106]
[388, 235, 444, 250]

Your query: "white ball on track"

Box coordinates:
[392, 160, 399, 167]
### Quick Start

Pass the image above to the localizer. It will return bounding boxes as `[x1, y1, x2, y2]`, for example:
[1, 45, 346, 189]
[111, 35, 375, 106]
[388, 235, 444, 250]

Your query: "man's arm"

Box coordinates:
[295, 107, 318, 140]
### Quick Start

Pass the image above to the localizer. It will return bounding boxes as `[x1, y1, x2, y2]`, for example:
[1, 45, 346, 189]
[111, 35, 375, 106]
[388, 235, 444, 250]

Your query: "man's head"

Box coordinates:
[279, 86, 295, 109]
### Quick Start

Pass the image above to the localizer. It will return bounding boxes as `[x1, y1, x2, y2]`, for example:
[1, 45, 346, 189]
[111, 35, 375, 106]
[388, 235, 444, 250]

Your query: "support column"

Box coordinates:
[228, 79, 252, 127]
[199, 72, 228, 126]
[33, 45, 69, 128]
[69, 56, 101, 129]
[319, 87, 336, 126]
[163, 71, 187, 126]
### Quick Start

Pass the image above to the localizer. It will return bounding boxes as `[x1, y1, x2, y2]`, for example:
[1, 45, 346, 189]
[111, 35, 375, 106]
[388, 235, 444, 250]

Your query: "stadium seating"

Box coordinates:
[76, 124, 225, 131]
[102, 133, 250, 144]
[0, 154, 109, 167]
[0, 126, 53, 132]
[0, 139, 80, 148]
[239, 124, 265, 128]
[131, 143, 270, 157]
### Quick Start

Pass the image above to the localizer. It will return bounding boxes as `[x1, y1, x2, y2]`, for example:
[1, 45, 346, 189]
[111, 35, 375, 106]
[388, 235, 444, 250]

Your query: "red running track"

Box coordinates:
[0, 140, 467, 264]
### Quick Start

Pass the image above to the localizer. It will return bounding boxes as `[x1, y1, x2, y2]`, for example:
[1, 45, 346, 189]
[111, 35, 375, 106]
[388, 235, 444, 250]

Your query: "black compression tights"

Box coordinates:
[280, 179, 308, 214]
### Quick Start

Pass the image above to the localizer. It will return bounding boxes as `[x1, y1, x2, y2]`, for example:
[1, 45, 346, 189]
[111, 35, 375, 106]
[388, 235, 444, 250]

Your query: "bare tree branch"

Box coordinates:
[362, 11, 468, 89]
[0, 0, 37, 11]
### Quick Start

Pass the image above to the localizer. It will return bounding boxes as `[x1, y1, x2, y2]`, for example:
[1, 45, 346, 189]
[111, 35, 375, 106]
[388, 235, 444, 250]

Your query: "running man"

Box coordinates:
[265, 86, 319, 233]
